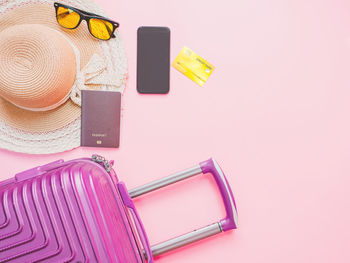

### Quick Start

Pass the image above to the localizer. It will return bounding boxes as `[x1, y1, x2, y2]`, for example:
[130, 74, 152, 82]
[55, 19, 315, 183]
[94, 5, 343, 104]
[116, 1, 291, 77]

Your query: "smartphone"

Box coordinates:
[137, 26, 170, 94]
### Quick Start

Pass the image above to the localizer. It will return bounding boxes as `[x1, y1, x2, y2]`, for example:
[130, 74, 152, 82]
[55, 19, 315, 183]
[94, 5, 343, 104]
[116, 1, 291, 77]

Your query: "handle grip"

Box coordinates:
[200, 159, 238, 231]
[128, 158, 238, 257]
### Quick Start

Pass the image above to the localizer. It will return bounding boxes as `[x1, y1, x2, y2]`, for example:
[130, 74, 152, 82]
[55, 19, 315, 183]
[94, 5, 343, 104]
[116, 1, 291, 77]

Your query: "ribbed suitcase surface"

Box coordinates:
[0, 156, 238, 263]
[0, 159, 143, 263]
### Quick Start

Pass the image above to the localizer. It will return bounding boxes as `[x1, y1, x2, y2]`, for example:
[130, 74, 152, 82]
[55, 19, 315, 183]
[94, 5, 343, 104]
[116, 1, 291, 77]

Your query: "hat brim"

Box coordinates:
[0, 2, 100, 132]
[0, 1, 127, 153]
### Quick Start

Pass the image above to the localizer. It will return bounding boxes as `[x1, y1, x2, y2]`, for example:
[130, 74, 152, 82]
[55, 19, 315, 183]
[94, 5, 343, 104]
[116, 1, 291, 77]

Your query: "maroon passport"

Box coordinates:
[81, 90, 121, 148]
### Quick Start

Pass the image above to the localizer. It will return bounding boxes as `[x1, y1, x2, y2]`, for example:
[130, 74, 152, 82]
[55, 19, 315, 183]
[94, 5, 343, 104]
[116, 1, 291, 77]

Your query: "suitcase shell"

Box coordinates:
[0, 156, 237, 262]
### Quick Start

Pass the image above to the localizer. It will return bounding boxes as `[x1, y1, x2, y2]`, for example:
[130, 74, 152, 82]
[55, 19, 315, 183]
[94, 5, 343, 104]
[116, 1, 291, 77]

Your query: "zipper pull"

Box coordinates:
[92, 155, 114, 173]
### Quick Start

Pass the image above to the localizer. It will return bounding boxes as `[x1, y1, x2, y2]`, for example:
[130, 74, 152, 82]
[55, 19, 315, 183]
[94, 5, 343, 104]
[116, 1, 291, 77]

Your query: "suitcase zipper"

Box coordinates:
[15, 155, 113, 183]
[91, 154, 114, 173]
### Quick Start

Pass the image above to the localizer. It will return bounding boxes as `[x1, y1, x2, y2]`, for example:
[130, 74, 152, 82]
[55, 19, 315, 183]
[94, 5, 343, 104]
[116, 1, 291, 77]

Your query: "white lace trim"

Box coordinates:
[0, 118, 81, 154]
[0, 0, 128, 154]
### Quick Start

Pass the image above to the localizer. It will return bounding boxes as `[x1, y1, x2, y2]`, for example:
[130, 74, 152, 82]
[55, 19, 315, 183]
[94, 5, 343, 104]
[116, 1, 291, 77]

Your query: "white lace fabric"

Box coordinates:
[0, 0, 128, 154]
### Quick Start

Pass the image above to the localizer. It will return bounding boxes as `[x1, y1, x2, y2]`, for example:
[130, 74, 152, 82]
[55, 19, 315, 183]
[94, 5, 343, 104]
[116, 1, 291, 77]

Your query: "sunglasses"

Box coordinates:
[54, 2, 119, 41]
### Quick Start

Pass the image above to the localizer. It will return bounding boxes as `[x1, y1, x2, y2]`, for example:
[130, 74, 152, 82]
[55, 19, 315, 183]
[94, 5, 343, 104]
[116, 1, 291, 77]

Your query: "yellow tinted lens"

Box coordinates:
[89, 18, 114, 40]
[56, 6, 80, 29]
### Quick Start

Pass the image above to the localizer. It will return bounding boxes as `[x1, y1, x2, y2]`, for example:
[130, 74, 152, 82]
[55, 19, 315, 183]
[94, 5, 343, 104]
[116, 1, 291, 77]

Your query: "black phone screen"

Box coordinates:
[137, 26, 170, 94]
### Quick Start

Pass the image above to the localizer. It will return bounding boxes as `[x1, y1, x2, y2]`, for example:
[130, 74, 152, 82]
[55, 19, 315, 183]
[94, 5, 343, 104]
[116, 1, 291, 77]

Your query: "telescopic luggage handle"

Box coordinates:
[128, 158, 238, 257]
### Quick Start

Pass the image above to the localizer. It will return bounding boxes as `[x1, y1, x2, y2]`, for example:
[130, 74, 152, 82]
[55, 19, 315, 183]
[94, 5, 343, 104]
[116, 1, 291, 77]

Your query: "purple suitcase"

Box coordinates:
[0, 155, 238, 262]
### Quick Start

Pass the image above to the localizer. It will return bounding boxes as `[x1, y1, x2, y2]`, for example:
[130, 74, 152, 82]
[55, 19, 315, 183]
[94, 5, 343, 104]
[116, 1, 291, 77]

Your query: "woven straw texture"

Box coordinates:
[0, 24, 77, 110]
[0, 0, 127, 154]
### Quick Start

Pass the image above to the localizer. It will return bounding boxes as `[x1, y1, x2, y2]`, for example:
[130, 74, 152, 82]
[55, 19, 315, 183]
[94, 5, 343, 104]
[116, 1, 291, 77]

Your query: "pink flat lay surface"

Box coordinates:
[0, 0, 349, 262]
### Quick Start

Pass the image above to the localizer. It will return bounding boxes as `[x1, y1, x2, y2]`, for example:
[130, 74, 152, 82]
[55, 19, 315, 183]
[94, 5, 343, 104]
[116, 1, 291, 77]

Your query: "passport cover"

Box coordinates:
[81, 90, 121, 148]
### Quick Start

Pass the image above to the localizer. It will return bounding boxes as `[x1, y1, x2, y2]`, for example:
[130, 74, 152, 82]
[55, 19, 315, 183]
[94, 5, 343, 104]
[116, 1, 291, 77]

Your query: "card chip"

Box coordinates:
[172, 46, 215, 87]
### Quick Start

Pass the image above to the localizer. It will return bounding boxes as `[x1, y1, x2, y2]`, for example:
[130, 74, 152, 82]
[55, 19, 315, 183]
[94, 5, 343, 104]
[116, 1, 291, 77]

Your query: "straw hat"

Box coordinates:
[0, 0, 127, 154]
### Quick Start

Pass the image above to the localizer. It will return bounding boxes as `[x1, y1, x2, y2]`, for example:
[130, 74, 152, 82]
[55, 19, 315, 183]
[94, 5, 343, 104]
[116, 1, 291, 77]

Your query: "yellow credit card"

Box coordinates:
[172, 46, 215, 87]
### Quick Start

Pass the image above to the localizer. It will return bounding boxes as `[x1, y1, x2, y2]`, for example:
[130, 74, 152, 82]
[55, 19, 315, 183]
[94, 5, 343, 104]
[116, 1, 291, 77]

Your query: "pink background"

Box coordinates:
[1, 0, 350, 262]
